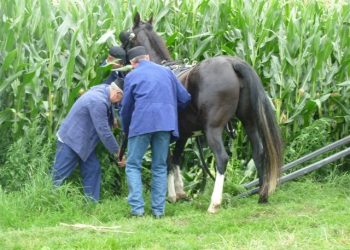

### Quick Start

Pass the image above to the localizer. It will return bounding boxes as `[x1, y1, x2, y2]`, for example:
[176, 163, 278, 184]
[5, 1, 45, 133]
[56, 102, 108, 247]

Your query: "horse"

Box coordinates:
[121, 13, 283, 213]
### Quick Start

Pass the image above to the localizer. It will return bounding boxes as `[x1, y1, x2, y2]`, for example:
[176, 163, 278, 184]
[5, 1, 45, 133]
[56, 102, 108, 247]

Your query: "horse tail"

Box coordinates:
[232, 58, 283, 195]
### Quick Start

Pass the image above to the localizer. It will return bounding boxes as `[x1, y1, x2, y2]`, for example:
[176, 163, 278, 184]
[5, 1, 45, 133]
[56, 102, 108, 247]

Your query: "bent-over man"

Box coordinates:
[52, 82, 124, 201]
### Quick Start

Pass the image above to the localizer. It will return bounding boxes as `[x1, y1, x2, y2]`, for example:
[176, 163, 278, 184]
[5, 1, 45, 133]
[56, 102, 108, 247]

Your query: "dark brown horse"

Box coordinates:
[121, 13, 283, 213]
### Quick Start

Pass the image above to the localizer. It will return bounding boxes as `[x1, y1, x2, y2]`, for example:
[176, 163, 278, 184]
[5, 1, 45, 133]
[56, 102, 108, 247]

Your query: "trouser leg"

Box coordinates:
[150, 131, 170, 216]
[126, 134, 150, 215]
[52, 141, 79, 187]
[80, 151, 101, 202]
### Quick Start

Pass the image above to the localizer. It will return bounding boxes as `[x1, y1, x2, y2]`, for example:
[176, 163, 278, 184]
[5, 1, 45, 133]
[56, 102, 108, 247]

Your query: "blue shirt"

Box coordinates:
[120, 60, 191, 139]
[58, 84, 119, 161]
[101, 60, 124, 85]
[103, 71, 123, 85]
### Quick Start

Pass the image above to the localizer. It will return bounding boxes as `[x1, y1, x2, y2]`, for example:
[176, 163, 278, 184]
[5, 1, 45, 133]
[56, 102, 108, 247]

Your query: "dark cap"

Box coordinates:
[119, 31, 131, 45]
[127, 46, 147, 61]
[109, 46, 126, 62]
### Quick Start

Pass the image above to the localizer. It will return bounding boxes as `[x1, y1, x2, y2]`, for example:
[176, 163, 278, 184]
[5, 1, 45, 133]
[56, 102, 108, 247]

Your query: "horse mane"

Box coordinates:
[138, 24, 172, 62]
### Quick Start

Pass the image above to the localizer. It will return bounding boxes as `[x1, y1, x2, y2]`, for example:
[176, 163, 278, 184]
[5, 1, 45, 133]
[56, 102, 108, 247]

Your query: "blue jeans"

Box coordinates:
[52, 141, 101, 201]
[126, 131, 170, 216]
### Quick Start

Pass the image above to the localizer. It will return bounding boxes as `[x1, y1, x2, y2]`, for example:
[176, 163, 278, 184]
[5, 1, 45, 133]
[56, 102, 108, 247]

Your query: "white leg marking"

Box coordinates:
[174, 165, 187, 200]
[167, 172, 177, 203]
[174, 165, 185, 194]
[208, 173, 225, 214]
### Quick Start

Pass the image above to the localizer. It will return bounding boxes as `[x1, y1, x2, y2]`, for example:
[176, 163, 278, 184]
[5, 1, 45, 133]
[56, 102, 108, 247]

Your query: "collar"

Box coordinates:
[138, 60, 151, 66]
[104, 84, 112, 106]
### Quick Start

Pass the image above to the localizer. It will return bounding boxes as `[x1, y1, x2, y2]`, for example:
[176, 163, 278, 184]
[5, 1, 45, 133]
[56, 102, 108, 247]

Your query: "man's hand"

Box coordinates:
[115, 152, 126, 168]
[113, 118, 119, 129]
[118, 157, 126, 168]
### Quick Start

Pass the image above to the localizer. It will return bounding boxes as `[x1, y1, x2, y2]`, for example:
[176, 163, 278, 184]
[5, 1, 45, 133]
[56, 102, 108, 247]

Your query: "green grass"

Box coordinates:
[1, 176, 350, 249]
[0, 0, 350, 248]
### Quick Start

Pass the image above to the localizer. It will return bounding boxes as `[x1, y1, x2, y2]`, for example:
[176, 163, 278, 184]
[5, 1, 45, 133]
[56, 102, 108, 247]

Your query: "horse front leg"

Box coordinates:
[168, 165, 187, 200]
[168, 165, 187, 202]
[167, 137, 188, 203]
[167, 167, 177, 203]
[206, 126, 229, 214]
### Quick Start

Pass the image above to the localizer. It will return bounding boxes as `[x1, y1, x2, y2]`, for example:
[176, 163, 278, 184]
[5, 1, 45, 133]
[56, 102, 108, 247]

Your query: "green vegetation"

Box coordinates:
[1, 175, 350, 249]
[0, 0, 349, 248]
[0, 118, 347, 249]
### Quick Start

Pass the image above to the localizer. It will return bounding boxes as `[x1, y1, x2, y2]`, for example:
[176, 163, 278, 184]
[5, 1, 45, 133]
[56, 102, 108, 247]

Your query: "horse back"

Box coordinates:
[178, 56, 243, 133]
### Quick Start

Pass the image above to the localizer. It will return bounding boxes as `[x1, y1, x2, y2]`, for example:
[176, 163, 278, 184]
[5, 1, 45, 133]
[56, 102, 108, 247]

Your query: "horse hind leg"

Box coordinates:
[205, 126, 229, 214]
[239, 115, 268, 203]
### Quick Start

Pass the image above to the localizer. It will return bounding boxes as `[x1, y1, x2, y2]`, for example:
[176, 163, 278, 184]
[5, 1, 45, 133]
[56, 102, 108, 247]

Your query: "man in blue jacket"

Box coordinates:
[101, 46, 126, 85]
[52, 83, 124, 201]
[120, 46, 191, 218]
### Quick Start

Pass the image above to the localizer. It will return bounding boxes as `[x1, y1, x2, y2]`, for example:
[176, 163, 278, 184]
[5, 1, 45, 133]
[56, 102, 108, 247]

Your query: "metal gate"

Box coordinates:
[241, 135, 350, 197]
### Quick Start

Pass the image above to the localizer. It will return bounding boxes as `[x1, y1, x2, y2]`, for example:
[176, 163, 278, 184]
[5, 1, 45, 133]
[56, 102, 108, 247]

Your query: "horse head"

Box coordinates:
[119, 12, 171, 64]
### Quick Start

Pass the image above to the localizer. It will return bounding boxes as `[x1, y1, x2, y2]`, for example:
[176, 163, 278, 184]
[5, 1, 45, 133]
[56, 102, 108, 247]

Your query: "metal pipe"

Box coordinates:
[240, 147, 350, 198]
[244, 135, 350, 189]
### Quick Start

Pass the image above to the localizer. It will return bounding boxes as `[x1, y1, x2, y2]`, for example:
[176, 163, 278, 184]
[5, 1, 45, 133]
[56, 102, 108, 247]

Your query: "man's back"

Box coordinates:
[58, 84, 118, 161]
[121, 60, 190, 139]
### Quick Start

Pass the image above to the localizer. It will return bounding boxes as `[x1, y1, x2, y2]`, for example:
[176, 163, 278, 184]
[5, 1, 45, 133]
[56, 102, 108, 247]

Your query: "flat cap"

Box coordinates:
[119, 31, 131, 45]
[109, 46, 126, 63]
[127, 46, 147, 61]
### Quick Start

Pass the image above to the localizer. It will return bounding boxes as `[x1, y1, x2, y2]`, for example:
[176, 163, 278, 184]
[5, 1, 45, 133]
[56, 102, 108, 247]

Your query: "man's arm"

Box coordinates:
[89, 100, 119, 154]
[120, 78, 135, 135]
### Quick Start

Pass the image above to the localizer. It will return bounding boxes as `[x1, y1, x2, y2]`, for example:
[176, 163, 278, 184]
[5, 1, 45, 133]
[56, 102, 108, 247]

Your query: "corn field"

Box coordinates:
[0, 0, 349, 150]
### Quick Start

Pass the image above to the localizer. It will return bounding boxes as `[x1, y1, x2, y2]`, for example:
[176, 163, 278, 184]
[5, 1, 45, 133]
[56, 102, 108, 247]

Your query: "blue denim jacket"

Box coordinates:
[58, 84, 119, 161]
[120, 60, 191, 140]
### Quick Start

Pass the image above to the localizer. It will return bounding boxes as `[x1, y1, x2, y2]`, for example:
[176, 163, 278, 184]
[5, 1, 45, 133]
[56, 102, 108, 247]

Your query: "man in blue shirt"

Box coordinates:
[52, 83, 124, 201]
[101, 46, 126, 86]
[120, 46, 191, 218]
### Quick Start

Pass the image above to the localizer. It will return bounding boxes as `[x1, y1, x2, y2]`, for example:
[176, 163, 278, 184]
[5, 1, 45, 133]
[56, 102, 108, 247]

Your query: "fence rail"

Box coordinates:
[241, 135, 350, 197]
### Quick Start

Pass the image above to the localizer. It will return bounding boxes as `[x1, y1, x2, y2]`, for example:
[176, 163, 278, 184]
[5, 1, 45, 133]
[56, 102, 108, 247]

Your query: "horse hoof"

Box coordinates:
[176, 193, 190, 202]
[207, 204, 220, 214]
[258, 196, 268, 204]
[167, 196, 177, 203]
